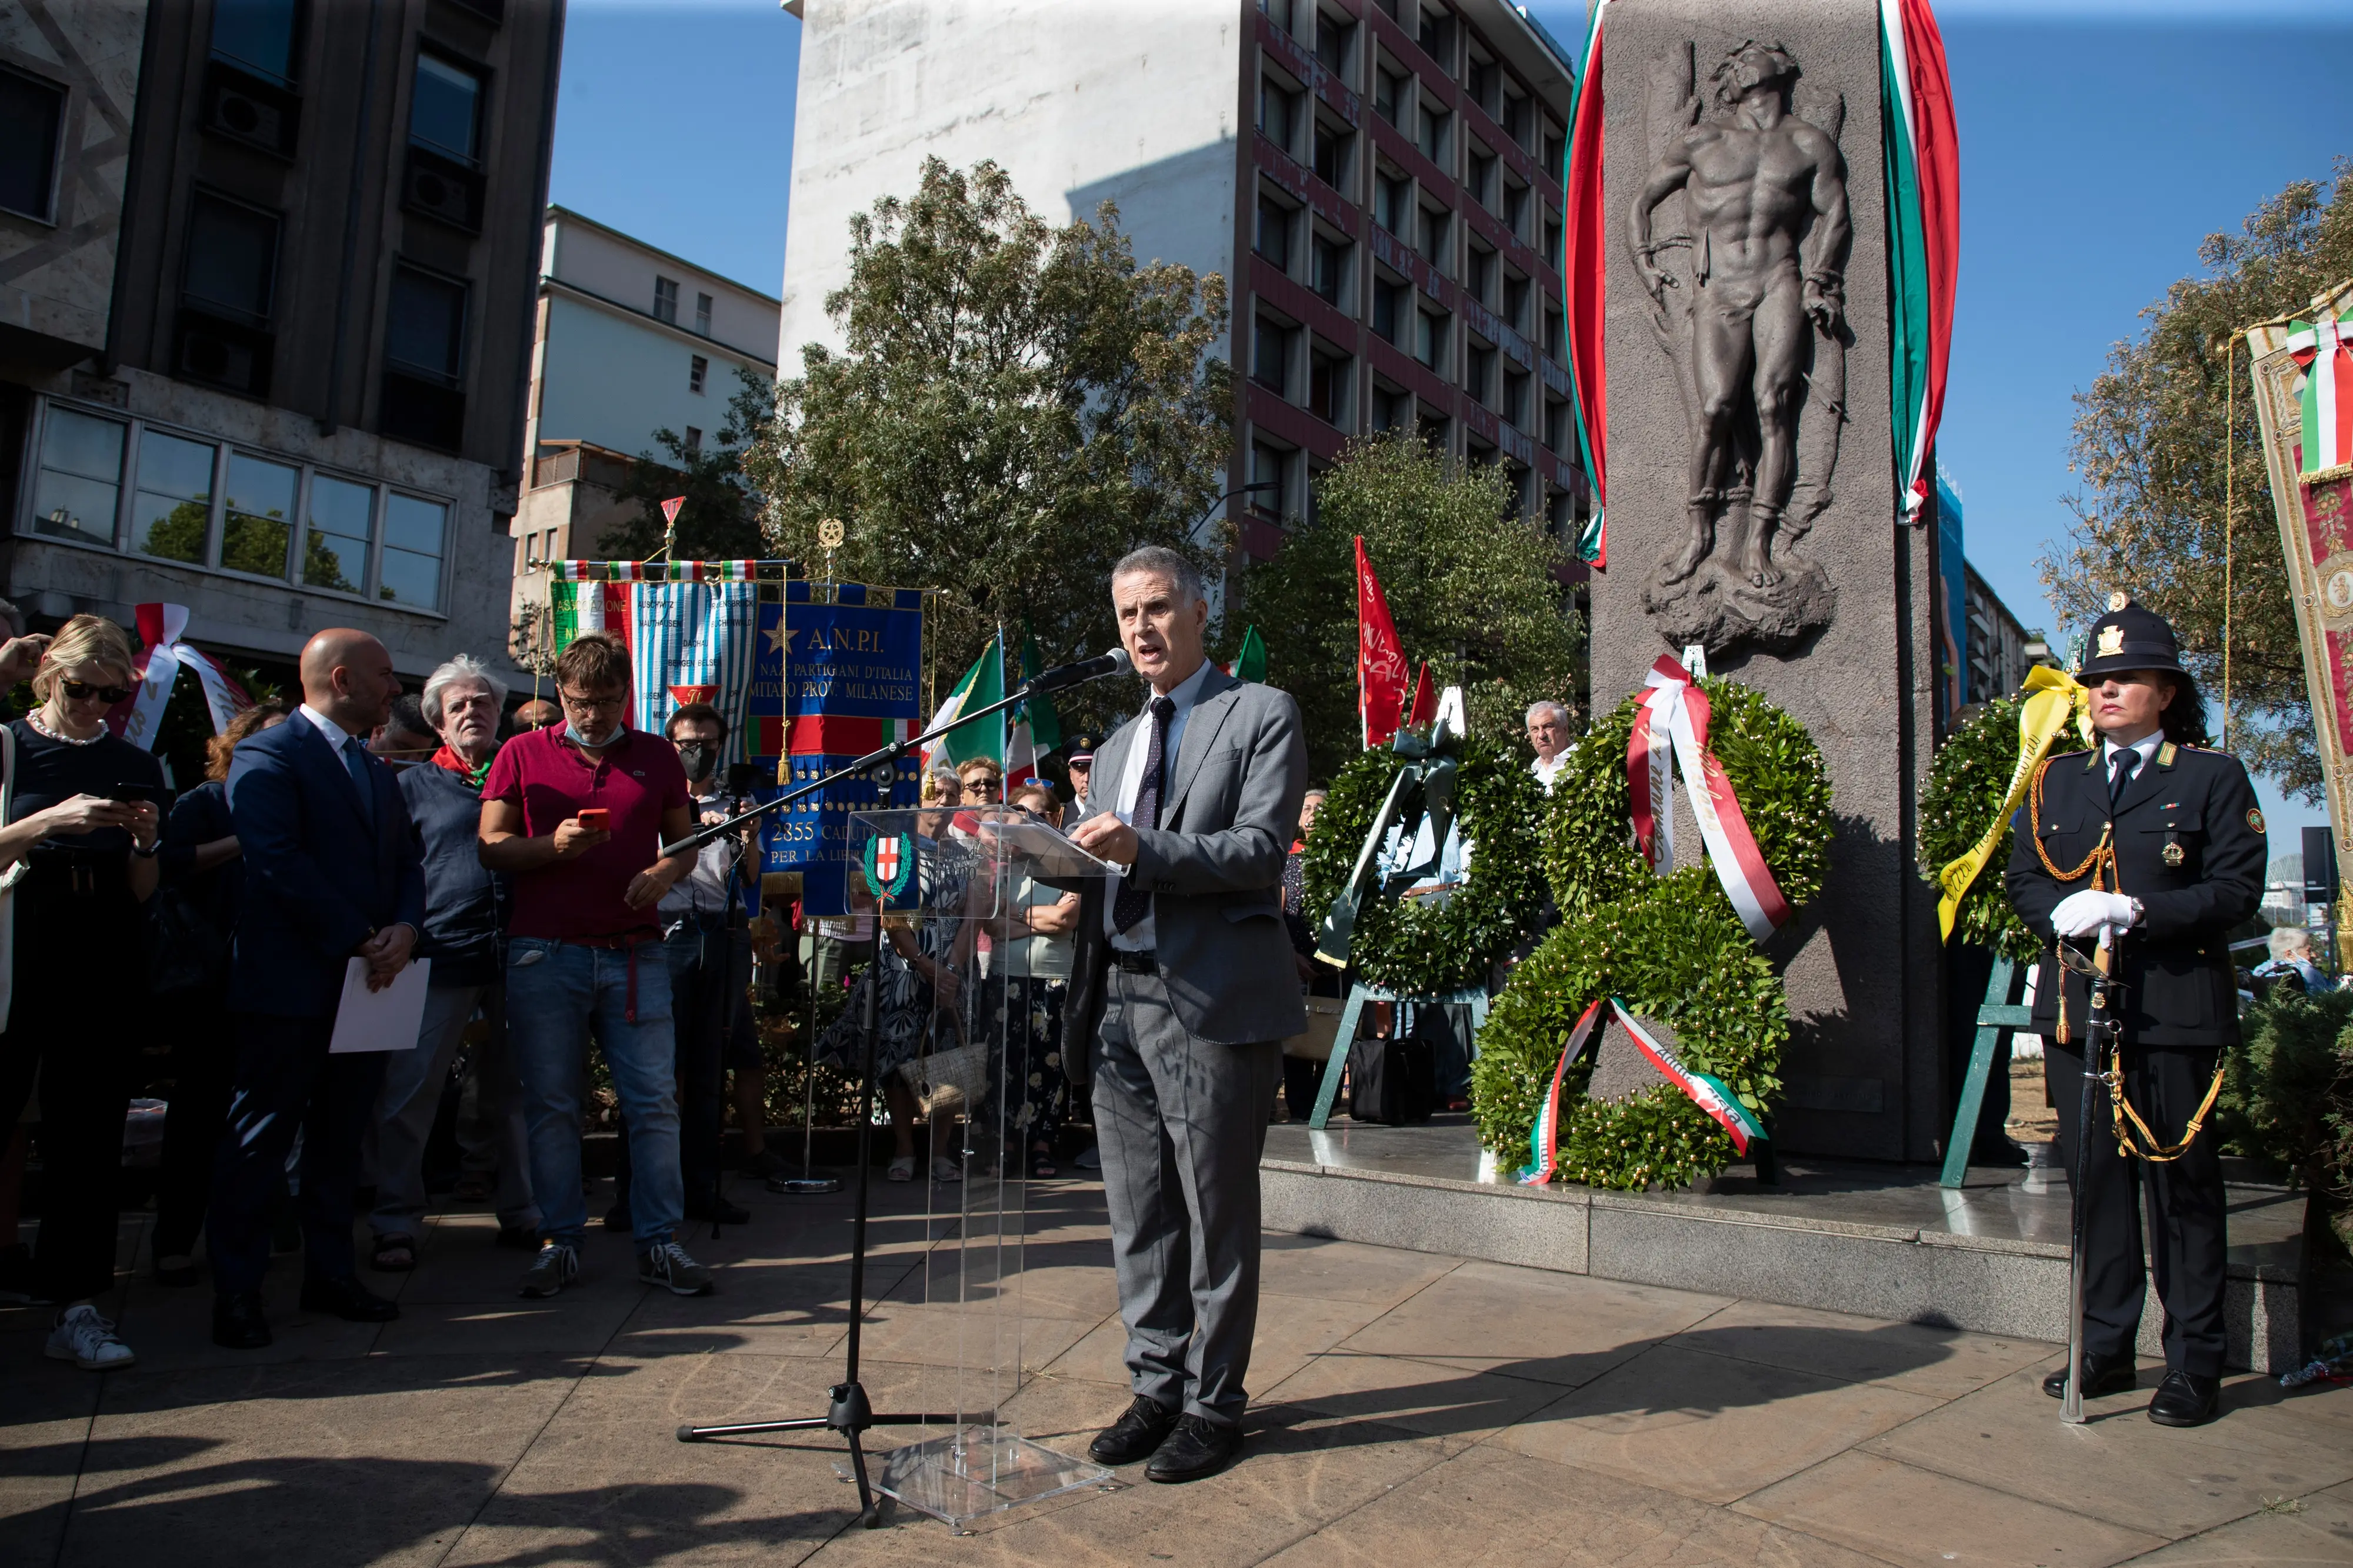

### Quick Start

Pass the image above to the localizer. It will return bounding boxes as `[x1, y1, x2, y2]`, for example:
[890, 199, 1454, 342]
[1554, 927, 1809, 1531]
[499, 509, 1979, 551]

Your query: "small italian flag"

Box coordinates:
[923, 635, 1005, 774]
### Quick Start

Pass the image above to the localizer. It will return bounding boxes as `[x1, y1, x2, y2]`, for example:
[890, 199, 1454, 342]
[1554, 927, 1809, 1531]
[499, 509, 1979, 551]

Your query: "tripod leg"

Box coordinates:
[845, 1429, 881, 1529]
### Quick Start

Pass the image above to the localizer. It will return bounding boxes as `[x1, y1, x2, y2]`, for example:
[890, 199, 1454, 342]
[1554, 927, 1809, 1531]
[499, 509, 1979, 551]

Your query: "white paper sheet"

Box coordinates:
[328, 955, 432, 1053]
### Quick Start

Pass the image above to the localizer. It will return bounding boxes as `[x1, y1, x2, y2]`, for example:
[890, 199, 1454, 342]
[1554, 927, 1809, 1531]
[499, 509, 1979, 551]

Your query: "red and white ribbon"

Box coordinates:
[1625, 656, 1792, 942]
[117, 603, 249, 751]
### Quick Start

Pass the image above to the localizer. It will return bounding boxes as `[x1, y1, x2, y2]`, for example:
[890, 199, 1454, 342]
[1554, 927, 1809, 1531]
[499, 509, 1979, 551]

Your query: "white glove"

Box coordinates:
[2050, 889, 2137, 939]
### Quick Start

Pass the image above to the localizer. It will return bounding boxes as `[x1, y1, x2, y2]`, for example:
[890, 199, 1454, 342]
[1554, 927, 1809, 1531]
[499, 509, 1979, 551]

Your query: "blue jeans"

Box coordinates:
[505, 937, 682, 1250]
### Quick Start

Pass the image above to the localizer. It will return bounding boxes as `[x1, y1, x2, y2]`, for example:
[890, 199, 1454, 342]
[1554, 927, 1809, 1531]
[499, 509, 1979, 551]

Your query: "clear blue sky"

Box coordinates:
[554, 0, 2353, 829]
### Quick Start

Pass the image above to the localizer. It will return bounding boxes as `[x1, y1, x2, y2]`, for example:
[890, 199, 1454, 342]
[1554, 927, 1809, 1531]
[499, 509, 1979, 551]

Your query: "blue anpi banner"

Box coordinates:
[754, 581, 925, 915]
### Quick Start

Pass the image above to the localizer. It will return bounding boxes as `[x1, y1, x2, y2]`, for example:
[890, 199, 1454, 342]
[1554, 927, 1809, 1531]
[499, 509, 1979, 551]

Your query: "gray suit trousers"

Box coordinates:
[1091, 964, 1282, 1427]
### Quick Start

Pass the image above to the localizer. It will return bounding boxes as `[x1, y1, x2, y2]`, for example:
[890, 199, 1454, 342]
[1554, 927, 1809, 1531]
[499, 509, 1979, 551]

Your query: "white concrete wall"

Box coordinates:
[545, 212, 781, 364]
[536, 293, 769, 461]
[778, 0, 1244, 377]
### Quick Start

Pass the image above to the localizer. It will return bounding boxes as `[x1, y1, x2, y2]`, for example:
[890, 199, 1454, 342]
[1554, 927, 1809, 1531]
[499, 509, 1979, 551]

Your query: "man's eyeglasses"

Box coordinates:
[558, 690, 626, 713]
[61, 679, 132, 705]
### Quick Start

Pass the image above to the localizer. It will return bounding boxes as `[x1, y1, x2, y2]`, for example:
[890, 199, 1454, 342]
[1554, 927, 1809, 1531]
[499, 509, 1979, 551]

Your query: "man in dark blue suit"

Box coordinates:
[210, 629, 427, 1348]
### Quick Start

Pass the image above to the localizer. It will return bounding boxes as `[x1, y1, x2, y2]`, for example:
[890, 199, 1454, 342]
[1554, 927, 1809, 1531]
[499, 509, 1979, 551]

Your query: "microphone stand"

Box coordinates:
[672, 653, 1130, 1527]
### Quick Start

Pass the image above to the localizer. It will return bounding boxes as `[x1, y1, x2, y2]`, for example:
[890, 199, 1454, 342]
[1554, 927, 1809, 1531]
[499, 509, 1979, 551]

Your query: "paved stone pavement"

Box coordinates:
[3, 1175, 2349, 1567]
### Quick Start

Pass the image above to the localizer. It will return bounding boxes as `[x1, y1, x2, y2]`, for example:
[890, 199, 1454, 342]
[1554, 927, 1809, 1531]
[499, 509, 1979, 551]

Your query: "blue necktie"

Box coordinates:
[2108, 749, 2138, 810]
[342, 733, 375, 826]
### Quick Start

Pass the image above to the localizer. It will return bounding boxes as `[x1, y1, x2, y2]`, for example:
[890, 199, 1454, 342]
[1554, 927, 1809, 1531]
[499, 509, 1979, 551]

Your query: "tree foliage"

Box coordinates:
[1237, 435, 1585, 781]
[2044, 161, 2353, 800]
[741, 158, 1232, 738]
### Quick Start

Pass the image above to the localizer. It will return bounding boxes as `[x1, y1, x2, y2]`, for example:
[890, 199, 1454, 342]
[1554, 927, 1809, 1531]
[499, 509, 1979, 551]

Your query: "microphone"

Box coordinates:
[1026, 646, 1132, 693]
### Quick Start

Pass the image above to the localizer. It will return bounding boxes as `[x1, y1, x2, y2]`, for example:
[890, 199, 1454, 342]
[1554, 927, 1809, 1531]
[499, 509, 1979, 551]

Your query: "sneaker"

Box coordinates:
[518, 1242, 581, 1299]
[638, 1241, 714, 1297]
[45, 1305, 135, 1371]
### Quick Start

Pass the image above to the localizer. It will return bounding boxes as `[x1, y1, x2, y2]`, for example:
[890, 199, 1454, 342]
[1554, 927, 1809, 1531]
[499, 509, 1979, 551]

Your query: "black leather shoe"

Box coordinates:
[2147, 1369, 2221, 1427]
[1087, 1394, 1179, 1465]
[299, 1275, 401, 1322]
[1145, 1413, 1242, 1484]
[2041, 1352, 2138, 1400]
[685, 1193, 752, 1225]
[212, 1291, 272, 1349]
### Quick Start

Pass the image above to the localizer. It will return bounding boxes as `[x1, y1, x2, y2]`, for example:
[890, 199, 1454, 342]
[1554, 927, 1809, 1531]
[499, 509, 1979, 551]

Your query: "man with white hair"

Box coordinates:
[365, 656, 540, 1270]
[1526, 700, 1572, 792]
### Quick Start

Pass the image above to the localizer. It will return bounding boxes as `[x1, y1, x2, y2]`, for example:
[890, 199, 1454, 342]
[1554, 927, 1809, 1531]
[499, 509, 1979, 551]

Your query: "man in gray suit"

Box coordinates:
[1063, 545, 1309, 1483]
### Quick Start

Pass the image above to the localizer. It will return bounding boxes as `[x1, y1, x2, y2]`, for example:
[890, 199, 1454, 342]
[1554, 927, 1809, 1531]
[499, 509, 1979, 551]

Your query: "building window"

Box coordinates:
[1315, 12, 1353, 78]
[1374, 67, 1404, 127]
[221, 452, 298, 577]
[1310, 233, 1348, 307]
[305, 472, 374, 592]
[30, 408, 124, 546]
[1502, 180, 1529, 239]
[1544, 130, 1567, 182]
[1254, 194, 1294, 272]
[1418, 411, 1449, 453]
[1502, 368, 1530, 429]
[1543, 214, 1563, 268]
[1502, 269, 1529, 333]
[1249, 442, 1289, 518]
[1309, 348, 1351, 427]
[1466, 55, 1498, 115]
[1466, 342, 1494, 407]
[1544, 304, 1565, 362]
[381, 263, 469, 451]
[1466, 148, 1495, 210]
[1258, 74, 1301, 155]
[380, 493, 447, 611]
[1501, 91, 1530, 148]
[1419, 205, 1449, 272]
[1419, 104, 1449, 166]
[1548, 488, 1576, 538]
[1252, 316, 1294, 398]
[409, 52, 484, 166]
[132, 432, 216, 565]
[0, 66, 66, 223]
[695, 291, 713, 335]
[1417, 309, 1448, 372]
[1372, 383, 1408, 432]
[211, 0, 301, 86]
[1418, 2, 1452, 70]
[1375, 172, 1411, 237]
[690, 354, 709, 394]
[182, 192, 280, 327]
[1312, 119, 1352, 191]
[1466, 245, 1495, 308]
[684, 426, 703, 456]
[1373, 278, 1405, 345]
[1259, 0, 1294, 31]
[654, 276, 679, 324]
[1545, 398, 1569, 453]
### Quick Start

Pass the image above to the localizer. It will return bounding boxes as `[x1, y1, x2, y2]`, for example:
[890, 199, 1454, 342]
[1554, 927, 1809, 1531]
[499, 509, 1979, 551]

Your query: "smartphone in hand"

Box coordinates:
[107, 783, 170, 806]
[575, 808, 610, 831]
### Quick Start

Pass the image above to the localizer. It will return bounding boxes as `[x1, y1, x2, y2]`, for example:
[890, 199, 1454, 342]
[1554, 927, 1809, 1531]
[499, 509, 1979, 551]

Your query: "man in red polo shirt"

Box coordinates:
[480, 633, 713, 1298]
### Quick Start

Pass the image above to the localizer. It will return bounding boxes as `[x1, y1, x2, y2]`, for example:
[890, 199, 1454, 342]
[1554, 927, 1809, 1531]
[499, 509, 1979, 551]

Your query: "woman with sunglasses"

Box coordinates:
[0, 615, 165, 1370]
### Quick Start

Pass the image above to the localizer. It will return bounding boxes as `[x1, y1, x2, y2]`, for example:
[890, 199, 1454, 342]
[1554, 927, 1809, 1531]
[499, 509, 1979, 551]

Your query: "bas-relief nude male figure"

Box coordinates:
[1629, 41, 1850, 593]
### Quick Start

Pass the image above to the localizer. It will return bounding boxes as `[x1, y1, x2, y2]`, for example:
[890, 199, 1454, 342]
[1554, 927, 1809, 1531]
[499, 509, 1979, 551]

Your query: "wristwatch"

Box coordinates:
[131, 838, 161, 859]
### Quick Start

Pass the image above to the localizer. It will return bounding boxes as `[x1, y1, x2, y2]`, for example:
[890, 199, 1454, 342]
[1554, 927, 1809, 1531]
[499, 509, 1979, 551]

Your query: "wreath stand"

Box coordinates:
[1938, 955, 2032, 1189]
[1305, 980, 1492, 1130]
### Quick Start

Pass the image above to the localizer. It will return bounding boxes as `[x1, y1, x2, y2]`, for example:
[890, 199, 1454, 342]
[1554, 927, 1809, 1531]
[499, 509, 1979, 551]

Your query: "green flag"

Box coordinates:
[1015, 635, 1063, 753]
[1234, 625, 1268, 684]
[928, 635, 1004, 769]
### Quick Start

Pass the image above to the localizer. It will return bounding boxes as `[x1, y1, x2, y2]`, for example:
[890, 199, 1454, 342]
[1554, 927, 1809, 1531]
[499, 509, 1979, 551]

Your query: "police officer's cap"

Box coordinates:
[1065, 733, 1102, 765]
[2078, 592, 2188, 679]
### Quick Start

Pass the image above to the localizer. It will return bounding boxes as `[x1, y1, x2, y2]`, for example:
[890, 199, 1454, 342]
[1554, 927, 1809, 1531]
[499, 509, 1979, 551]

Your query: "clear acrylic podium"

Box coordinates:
[845, 805, 1115, 1529]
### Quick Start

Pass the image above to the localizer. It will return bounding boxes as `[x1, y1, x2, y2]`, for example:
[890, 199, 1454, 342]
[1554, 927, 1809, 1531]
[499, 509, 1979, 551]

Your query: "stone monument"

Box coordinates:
[1589, 0, 1943, 1160]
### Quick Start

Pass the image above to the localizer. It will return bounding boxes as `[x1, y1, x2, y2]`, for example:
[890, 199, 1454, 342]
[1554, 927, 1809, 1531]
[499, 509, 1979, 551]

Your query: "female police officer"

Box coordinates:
[2004, 596, 2264, 1428]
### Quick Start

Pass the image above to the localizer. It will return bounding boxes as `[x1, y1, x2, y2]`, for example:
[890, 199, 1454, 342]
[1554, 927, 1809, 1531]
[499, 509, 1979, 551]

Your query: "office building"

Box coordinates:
[778, 0, 1585, 561]
[506, 207, 781, 634]
[1, 0, 561, 686]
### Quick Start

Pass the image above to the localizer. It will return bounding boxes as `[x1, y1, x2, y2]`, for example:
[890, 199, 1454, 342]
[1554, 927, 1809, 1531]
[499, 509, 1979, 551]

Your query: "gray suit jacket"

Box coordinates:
[1061, 666, 1309, 1082]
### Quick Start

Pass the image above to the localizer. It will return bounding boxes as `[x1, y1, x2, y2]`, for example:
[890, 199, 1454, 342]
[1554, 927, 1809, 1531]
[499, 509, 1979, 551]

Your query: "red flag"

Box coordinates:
[660, 496, 686, 528]
[1356, 536, 1408, 748]
[1405, 662, 1437, 729]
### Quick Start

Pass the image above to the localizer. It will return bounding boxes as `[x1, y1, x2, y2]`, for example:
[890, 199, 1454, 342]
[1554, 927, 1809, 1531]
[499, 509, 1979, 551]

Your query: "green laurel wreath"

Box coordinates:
[1916, 695, 2041, 965]
[1301, 735, 1551, 996]
[1472, 677, 1830, 1190]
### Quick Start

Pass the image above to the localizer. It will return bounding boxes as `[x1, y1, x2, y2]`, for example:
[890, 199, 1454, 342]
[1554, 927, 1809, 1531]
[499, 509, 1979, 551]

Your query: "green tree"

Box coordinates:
[600, 368, 776, 563]
[2044, 160, 2353, 800]
[741, 158, 1232, 736]
[1238, 435, 1586, 780]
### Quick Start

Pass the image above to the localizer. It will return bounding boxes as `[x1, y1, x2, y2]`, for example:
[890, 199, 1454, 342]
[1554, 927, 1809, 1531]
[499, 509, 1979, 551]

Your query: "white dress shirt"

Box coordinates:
[2102, 730, 2163, 798]
[299, 702, 366, 743]
[1531, 750, 1569, 793]
[1105, 658, 1216, 951]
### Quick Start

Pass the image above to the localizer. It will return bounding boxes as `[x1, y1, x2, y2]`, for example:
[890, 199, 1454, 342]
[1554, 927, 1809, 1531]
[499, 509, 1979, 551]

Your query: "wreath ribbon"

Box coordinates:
[1519, 996, 1767, 1183]
[1934, 663, 2094, 941]
[119, 602, 247, 752]
[1627, 658, 1791, 942]
[1313, 732, 1461, 969]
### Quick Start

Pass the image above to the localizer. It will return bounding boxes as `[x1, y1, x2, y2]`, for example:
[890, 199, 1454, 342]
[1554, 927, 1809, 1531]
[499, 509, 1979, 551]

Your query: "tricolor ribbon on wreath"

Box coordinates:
[2287, 311, 2353, 484]
[1932, 663, 2095, 940]
[117, 603, 250, 752]
[1519, 997, 1769, 1186]
[1626, 656, 1791, 943]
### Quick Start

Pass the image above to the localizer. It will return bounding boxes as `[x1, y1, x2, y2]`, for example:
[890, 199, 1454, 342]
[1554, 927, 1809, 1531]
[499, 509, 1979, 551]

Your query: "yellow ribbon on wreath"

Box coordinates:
[1935, 665, 2096, 940]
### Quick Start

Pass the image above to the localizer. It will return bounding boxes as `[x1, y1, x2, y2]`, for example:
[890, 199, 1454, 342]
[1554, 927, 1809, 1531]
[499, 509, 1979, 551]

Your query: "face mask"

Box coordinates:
[561, 720, 626, 751]
[675, 742, 714, 780]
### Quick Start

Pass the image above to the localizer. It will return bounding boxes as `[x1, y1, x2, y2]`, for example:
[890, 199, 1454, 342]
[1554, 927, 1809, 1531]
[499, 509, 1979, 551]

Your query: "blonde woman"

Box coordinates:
[0, 615, 164, 1370]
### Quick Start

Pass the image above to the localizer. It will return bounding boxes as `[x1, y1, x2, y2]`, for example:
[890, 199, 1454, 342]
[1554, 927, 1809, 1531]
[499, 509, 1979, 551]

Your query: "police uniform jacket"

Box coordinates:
[2003, 742, 2265, 1048]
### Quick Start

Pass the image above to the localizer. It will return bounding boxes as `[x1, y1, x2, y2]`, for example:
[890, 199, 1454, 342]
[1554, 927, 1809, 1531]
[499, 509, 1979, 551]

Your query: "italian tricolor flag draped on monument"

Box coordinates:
[1559, 0, 1959, 559]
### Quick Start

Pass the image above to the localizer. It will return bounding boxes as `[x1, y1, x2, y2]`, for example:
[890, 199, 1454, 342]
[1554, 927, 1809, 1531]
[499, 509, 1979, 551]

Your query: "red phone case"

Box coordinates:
[576, 809, 609, 830]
